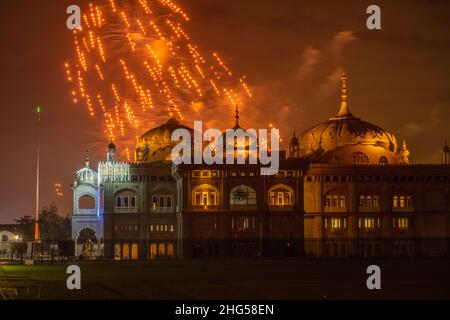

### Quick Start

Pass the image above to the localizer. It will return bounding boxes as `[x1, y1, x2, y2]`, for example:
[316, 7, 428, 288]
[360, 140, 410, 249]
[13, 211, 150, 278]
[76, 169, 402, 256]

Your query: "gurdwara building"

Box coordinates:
[71, 74, 450, 259]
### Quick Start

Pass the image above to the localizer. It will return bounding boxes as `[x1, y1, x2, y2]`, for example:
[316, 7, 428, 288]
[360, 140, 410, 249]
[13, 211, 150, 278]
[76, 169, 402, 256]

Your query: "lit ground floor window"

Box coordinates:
[114, 243, 139, 260]
[148, 242, 175, 259]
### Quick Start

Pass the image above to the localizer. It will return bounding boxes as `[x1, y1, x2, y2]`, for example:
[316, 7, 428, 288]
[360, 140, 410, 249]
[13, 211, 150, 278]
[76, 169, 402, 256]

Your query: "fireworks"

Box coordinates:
[65, 0, 252, 152]
[54, 183, 64, 197]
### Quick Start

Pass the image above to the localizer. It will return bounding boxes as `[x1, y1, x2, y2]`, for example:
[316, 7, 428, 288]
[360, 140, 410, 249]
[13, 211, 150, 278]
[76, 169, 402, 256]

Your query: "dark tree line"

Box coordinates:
[14, 205, 71, 241]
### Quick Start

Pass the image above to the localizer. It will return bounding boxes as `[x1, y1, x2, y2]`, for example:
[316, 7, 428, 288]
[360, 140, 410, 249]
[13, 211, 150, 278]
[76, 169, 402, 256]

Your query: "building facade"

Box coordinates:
[71, 73, 450, 259]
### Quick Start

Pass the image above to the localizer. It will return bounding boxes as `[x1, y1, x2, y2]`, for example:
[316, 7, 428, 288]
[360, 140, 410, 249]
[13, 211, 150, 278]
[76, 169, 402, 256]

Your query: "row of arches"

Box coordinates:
[191, 184, 295, 209]
[324, 188, 447, 210]
[327, 152, 390, 164]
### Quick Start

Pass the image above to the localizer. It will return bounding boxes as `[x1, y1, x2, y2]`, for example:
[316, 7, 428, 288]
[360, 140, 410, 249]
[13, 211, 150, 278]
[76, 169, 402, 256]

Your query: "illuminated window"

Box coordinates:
[359, 217, 380, 229]
[393, 195, 413, 208]
[192, 185, 219, 206]
[170, 225, 174, 232]
[331, 218, 341, 229]
[131, 244, 138, 260]
[237, 217, 250, 231]
[150, 244, 157, 259]
[167, 243, 174, 257]
[114, 244, 121, 260]
[364, 218, 375, 228]
[122, 244, 130, 260]
[158, 243, 166, 256]
[268, 184, 294, 206]
[359, 195, 380, 207]
[325, 193, 346, 208]
[394, 217, 409, 229]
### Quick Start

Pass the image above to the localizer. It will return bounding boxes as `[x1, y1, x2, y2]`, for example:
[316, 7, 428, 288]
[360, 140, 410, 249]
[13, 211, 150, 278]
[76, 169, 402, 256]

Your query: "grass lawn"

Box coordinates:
[3, 258, 450, 299]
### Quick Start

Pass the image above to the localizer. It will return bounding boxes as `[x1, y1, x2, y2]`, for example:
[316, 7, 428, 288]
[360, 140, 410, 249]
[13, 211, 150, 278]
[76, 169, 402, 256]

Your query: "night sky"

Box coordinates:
[1, 0, 449, 223]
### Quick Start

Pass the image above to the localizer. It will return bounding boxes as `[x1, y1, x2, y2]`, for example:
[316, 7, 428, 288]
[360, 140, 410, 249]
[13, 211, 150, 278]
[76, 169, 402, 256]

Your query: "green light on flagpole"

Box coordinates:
[36, 106, 41, 113]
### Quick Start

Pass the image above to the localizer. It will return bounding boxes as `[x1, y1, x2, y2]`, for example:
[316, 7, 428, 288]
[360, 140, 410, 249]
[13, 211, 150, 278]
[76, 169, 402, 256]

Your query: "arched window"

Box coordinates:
[78, 195, 95, 209]
[167, 243, 175, 257]
[1, 235, 8, 242]
[379, 156, 388, 164]
[150, 190, 174, 212]
[150, 244, 157, 259]
[325, 190, 346, 209]
[268, 184, 295, 207]
[392, 194, 413, 208]
[230, 185, 257, 210]
[115, 189, 137, 212]
[158, 243, 166, 256]
[131, 244, 138, 260]
[352, 152, 369, 164]
[122, 244, 130, 260]
[359, 193, 380, 208]
[114, 244, 121, 260]
[192, 184, 219, 207]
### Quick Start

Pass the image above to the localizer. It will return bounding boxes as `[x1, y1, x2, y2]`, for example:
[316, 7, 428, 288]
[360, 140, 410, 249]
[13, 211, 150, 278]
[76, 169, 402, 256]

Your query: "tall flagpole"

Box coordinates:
[35, 106, 41, 241]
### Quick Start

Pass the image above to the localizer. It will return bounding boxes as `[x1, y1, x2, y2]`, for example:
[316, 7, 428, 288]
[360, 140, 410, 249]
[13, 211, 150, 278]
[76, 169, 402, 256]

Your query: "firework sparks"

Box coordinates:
[65, 0, 252, 158]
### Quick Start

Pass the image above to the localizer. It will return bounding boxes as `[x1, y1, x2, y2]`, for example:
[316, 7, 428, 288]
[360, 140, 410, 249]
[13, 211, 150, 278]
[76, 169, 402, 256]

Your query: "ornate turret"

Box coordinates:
[289, 131, 300, 158]
[442, 140, 450, 164]
[107, 140, 117, 162]
[399, 141, 410, 164]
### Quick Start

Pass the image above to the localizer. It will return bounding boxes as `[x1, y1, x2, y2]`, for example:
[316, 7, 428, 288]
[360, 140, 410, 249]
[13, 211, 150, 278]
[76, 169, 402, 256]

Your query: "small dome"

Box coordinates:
[76, 165, 97, 185]
[75, 152, 97, 184]
[299, 73, 399, 164]
[135, 116, 193, 163]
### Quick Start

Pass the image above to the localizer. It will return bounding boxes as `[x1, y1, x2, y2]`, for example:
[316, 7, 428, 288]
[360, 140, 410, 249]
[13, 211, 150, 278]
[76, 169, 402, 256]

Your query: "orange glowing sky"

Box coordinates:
[1, 0, 450, 222]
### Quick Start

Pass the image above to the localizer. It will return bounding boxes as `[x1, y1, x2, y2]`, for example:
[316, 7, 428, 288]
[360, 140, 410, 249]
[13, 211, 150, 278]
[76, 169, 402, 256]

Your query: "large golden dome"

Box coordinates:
[299, 73, 400, 164]
[135, 116, 193, 163]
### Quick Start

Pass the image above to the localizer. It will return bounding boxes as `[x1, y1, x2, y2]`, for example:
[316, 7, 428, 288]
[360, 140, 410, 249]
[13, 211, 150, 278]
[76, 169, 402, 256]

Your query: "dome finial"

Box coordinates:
[400, 140, 410, 164]
[234, 104, 240, 128]
[169, 105, 175, 118]
[335, 72, 354, 118]
[85, 150, 90, 167]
